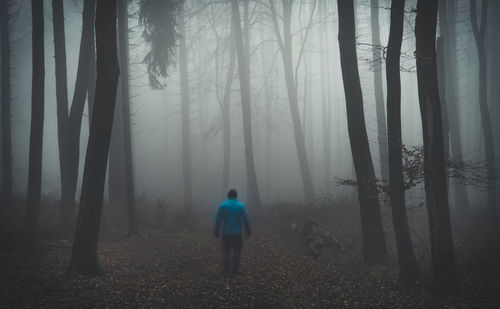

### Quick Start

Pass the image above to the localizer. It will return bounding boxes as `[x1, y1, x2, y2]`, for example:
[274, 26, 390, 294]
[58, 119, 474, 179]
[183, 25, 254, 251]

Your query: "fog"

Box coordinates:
[4, 0, 497, 210]
[2, 0, 500, 306]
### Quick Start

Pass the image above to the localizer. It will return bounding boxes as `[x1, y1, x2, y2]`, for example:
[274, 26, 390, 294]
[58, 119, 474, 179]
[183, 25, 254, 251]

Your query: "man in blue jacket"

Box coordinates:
[214, 189, 251, 274]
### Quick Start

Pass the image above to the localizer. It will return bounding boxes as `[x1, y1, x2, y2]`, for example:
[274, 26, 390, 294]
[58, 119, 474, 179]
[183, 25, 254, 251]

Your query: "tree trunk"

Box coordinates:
[436, 37, 450, 188]
[88, 33, 96, 126]
[24, 0, 45, 246]
[242, 0, 260, 205]
[299, 1, 307, 134]
[336, 0, 387, 264]
[222, 30, 236, 193]
[438, 0, 469, 211]
[302, 1, 314, 174]
[491, 1, 500, 207]
[108, 91, 126, 209]
[386, 0, 419, 283]
[108, 29, 125, 211]
[371, 0, 389, 182]
[260, 27, 272, 200]
[1, 0, 13, 203]
[470, 0, 495, 211]
[415, 0, 458, 293]
[269, 0, 315, 203]
[243, 0, 250, 57]
[178, 4, 193, 210]
[52, 0, 72, 234]
[59, 0, 96, 234]
[231, 0, 261, 208]
[69, 0, 119, 275]
[320, 2, 332, 194]
[118, 0, 138, 235]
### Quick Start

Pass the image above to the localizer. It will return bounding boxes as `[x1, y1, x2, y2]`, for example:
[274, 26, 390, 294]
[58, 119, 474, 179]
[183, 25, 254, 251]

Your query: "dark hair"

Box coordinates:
[227, 188, 237, 199]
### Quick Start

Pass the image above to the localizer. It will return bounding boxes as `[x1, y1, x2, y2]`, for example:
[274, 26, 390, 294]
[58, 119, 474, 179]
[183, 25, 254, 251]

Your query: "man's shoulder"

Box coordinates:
[221, 199, 245, 208]
[219, 199, 234, 207]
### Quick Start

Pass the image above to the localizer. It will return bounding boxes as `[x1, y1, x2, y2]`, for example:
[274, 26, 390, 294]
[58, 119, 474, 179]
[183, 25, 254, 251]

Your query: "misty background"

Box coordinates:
[2, 0, 499, 209]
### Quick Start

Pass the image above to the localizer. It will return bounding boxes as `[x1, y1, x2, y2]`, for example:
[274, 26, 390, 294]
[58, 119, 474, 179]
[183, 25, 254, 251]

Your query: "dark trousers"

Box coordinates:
[222, 235, 243, 274]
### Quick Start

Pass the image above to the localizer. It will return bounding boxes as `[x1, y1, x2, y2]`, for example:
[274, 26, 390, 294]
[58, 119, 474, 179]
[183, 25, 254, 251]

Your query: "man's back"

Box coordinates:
[215, 198, 251, 236]
[214, 189, 250, 274]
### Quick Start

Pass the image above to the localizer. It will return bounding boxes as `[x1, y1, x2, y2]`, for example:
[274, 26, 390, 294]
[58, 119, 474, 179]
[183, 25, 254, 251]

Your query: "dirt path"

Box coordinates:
[0, 225, 497, 308]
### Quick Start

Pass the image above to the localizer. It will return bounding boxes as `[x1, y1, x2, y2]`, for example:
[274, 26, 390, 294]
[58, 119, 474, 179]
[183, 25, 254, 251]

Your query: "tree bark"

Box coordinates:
[69, 0, 120, 275]
[1, 0, 13, 202]
[118, 0, 138, 235]
[470, 0, 495, 211]
[337, 0, 387, 264]
[231, 0, 261, 208]
[438, 0, 469, 211]
[415, 0, 458, 293]
[108, 91, 126, 209]
[59, 0, 96, 234]
[24, 0, 45, 246]
[222, 29, 236, 193]
[259, 26, 272, 200]
[269, 0, 315, 203]
[436, 37, 450, 188]
[88, 32, 96, 126]
[178, 4, 193, 210]
[108, 12, 125, 211]
[319, 2, 332, 194]
[52, 0, 73, 234]
[302, 1, 314, 174]
[386, 0, 419, 283]
[491, 1, 500, 206]
[371, 0, 389, 182]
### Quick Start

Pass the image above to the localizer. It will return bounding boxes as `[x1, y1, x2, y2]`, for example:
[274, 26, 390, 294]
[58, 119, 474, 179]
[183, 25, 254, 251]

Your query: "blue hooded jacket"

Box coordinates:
[214, 198, 251, 236]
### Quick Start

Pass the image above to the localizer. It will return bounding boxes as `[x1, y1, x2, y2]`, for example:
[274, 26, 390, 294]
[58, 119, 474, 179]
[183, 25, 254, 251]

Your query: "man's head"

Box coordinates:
[227, 188, 237, 199]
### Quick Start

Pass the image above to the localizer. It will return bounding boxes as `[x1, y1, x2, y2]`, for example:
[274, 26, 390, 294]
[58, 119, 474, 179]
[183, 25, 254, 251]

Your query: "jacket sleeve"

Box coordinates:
[242, 207, 251, 234]
[214, 205, 223, 235]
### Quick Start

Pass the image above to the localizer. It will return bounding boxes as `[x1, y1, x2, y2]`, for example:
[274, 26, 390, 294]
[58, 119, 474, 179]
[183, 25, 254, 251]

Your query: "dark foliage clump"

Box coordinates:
[138, 0, 180, 89]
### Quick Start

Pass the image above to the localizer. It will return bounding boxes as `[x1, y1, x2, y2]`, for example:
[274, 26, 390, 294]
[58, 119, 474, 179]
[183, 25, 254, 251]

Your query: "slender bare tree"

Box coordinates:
[57, 0, 96, 234]
[470, 0, 496, 211]
[118, 0, 138, 235]
[371, 0, 389, 182]
[24, 0, 45, 247]
[386, 0, 419, 282]
[337, 0, 387, 263]
[438, 0, 469, 211]
[178, 2, 193, 210]
[69, 0, 120, 275]
[1, 0, 13, 203]
[415, 0, 458, 293]
[269, 0, 315, 203]
[231, 0, 261, 207]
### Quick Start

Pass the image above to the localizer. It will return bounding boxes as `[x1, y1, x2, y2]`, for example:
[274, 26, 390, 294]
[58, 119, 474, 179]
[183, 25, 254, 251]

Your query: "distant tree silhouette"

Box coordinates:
[470, 0, 496, 211]
[438, 0, 469, 211]
[269, 0, 315, 203]
[231, 0, 261, 207]
[370, 0, 389, 183]
[118, 0, 138, 235]
[178, 2, 193, 210]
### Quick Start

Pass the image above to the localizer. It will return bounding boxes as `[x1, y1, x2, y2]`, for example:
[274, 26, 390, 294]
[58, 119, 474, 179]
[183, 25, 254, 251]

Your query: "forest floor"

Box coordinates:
[1, 203, 499, 308]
